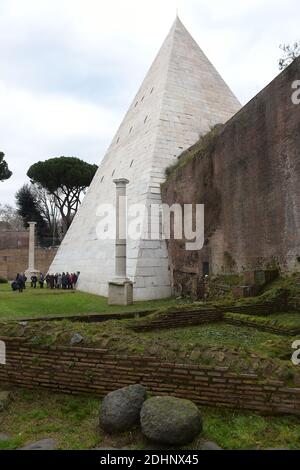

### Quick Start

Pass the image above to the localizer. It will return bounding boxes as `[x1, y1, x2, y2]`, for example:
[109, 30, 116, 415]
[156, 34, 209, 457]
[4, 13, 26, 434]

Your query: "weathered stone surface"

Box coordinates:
[140, 396, 202, 445]
[0, 391, 11, 411]
[70, 333, 84, 346]
[162, 56, 300, 296]
[19, 439, 58, 450]
[49, 17, 240, 302]
[100, 385, 147, 434]
[0, 433, 11, 442]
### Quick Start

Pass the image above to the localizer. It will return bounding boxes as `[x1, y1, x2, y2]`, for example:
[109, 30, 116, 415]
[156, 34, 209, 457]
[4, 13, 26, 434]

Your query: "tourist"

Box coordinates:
[31, 274, 37, 288]
[39, 273, 45, 289]
[71, 273, 78, 288]
[62, 272, 67, 289]
[49, 274, 55, 289]
[66, 272, 72, 290]
[11, 280, 18, 291]
[57, 273, 62, 289]
[16, 273, 25, 293]
[45, 274, 51, 288]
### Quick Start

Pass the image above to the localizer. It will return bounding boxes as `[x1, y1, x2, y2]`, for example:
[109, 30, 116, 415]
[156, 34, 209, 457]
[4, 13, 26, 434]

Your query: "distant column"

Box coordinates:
[28, 222, 36, 271]
[26, 222, 37, 276]
[108, 179, 133, 306]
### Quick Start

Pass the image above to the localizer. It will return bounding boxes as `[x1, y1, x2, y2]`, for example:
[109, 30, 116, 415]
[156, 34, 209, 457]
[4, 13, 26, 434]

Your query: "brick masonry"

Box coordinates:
[130, 296, 288, 332]
[0, 247, 58, 280]
[0, 336, 299, 416]
[162, 57, 300, 295]
[130, 309, 223, 332]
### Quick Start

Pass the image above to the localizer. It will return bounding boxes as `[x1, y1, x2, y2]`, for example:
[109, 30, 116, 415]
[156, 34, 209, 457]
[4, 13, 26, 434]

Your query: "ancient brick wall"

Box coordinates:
[0, 337, 299, 415]
[162, 58, 300, 295]
[0, 231, 28, 250]
[0, 247, 58, 280]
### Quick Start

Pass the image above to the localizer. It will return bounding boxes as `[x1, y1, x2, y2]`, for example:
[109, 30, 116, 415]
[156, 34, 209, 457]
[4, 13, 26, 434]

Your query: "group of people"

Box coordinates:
[11, 272, 79, 293]
[44, 272, 78, 290]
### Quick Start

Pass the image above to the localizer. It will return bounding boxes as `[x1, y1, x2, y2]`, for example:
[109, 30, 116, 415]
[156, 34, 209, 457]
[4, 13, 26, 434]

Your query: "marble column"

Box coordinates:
[25, 222, 38, 276]
[114, 178, 129, 279]
[108, 179, 133, 305]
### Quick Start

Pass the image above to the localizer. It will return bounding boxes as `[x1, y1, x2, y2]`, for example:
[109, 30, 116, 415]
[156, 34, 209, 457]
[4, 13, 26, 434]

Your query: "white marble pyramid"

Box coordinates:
[50, 17, 241, 300]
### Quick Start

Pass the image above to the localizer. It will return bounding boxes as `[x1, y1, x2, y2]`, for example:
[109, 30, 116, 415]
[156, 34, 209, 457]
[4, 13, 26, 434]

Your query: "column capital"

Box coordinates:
[113, 178, 129, 188]
[28, 221, 37, 227]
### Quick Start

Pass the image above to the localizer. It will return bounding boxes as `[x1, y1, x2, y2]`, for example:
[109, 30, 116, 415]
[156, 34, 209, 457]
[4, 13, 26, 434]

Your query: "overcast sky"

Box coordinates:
[0, 0, 298, 205]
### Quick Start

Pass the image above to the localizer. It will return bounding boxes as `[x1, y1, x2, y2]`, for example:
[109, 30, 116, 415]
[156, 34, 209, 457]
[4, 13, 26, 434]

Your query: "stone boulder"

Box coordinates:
[140, 396, 202, 445]
[100, 384, 147, 434]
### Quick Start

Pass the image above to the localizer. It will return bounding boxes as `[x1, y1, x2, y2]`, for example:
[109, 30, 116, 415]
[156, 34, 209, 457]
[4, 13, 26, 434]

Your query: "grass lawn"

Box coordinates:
[0, 283, 177, 320]
[0, 388, 299, 450]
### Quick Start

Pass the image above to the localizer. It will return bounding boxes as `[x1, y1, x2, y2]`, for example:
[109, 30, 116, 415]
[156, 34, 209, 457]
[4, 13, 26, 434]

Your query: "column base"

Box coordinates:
[108, 279, 134, 306]
[25, 268, 40, 278]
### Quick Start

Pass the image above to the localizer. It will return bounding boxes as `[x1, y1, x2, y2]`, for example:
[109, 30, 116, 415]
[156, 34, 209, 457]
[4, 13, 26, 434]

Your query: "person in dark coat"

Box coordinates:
[16, 273, 24, 293]
[62, 273, 67, 290]
[31, 275, 37, 288]
[39, 273, 45, 289]
[49, 274, 55, 289]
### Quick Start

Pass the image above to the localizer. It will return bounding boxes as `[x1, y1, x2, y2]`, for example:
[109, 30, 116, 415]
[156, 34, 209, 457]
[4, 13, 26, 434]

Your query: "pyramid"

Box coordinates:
[50, 17, 241, 300]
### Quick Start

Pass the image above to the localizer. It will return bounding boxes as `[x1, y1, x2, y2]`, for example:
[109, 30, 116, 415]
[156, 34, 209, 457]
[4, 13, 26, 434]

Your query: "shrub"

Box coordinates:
[0, 277, 8, 284]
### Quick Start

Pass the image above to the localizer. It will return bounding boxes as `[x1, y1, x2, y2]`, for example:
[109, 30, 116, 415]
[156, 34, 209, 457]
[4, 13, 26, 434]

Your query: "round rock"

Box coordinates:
[141, 396, 202, 446]
[100, 384, 147, 434]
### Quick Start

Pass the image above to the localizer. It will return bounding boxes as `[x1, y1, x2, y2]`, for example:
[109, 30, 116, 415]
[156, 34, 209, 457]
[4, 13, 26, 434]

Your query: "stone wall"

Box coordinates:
[0, 247, 57, 280]
[162, 57, 300, 296]
[0, 336, 299, 415]
[0, 231, 28, 250]
[130, 309, 223, 332]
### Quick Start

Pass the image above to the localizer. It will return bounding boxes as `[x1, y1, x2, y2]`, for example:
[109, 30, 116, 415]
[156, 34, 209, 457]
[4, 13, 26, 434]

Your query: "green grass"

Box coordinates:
[196, 407, 300, 450]
[0, 283, 176, 320]
[0, 388, 299, 450]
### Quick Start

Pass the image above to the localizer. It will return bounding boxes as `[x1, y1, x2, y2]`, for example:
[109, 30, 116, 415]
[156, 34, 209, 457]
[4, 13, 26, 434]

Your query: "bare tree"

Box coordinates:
[279, 41, 300, 70]
[0, 204, 24, 231]
[31, 184, 60, 241]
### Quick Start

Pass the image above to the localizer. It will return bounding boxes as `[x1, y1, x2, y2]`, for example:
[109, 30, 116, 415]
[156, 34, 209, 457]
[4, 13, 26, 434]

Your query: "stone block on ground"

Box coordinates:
[70, 333, 84, 346]
[199, 440, 222, 450]
[140, 396, 202, 445]
[100, 384, 147, 434]
[19, 438, 58, 450]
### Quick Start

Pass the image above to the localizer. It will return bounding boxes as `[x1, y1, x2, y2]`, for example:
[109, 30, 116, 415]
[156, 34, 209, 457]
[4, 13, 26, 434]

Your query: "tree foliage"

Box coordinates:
[0, 151, 12, 182]
[15, 184, 48, 242]
[27, 157, 97, 233]
[279, 41, 300, 70]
